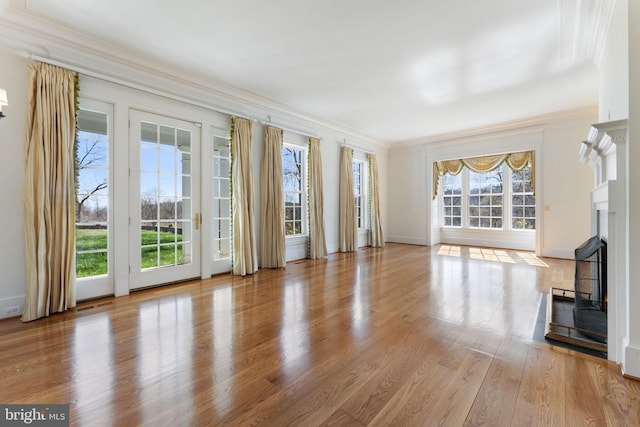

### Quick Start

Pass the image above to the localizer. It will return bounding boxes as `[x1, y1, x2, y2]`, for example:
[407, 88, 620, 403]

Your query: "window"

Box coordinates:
[441, 165, 535, 231]
[469, 169, 503, 229]
[353, 160, 365, 228]
[213, 136, 231, 259]
[76, 109, 109, 278]
[283, 144, 306, 236]
[512, 165, 535, 229]
[442, 173, 462, 227]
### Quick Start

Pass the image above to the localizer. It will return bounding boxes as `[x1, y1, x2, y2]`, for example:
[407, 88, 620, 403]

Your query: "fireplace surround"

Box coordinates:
[578, 119, 628, 363]
[545, 120, 627, 356]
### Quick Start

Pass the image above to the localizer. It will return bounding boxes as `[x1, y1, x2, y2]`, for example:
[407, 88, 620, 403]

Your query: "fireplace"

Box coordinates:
[573, 236, 607, 343]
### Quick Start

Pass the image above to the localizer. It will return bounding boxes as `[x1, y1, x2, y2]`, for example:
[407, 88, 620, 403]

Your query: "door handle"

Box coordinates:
[195, 213, 200, 230]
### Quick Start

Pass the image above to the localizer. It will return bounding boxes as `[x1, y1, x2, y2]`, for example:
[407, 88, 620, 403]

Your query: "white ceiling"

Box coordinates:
[19, 0, 604, 142]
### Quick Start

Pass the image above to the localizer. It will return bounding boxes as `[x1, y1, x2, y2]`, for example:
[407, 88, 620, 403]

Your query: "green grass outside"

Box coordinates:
[76, 228, 183, 278]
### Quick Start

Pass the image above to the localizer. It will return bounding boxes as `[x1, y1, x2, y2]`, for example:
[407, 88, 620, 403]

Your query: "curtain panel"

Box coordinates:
[230, 117, 258, 276]
[23, 62, 77, 322]
[308, 137, 327, 259]
[368, 154, 384, 247]
[259, 125, 285, 268]
[339, 146, 357, 252]
[433, 150, 535, 199]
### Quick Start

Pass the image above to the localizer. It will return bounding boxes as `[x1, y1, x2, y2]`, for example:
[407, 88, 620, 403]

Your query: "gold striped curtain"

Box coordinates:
[231, 117, 258, 276]
[339, 146, 357, 252]
[308, 137, 327, 259]
[433, 150, 535, 199]
[23, 62, 77, 322]
[259, 125, 285, 268]
[368, 154, 384, 248]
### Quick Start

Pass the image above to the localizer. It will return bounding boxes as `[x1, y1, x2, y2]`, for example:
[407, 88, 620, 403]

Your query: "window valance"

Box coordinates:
[433, 150, 535, 199]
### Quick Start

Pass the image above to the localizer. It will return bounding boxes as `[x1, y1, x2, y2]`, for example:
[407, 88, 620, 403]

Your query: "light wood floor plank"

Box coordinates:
[0, 243, 636, 426]
[464, 339, 530, 427]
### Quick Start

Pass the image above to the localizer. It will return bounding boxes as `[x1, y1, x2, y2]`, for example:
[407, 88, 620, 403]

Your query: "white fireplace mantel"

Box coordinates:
[579, 119, 628, 368]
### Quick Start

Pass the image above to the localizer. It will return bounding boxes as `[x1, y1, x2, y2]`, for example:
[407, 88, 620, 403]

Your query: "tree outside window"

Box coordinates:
[283, 145, 305, 236]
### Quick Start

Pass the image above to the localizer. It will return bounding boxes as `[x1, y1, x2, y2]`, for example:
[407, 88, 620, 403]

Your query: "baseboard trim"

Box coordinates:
[386, 235, 428, 246]
[0, 295, 25, 320]
[623, 343, 640, 379]
[540, 248, 574, 259]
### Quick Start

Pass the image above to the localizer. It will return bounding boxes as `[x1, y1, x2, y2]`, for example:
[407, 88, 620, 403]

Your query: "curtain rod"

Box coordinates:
[260, 118, 319, 139]
[17, 50, 254, 122]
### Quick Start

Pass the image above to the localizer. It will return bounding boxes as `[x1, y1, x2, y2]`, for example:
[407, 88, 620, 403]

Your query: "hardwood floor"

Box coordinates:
[1, 243, 638, 426]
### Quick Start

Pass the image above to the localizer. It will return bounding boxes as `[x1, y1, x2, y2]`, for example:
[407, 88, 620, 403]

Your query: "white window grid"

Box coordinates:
[283, 144, 306, 236]
[442, 173, 462, 227]
[213, 137, 231, 259]
[440, 164, 536, 231]
[511, 165, 535, 230]
[353, 160, 365, 229]
[469, 169, 503, 229]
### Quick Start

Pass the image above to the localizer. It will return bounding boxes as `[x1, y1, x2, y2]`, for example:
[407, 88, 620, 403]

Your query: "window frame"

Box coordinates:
[442, 173, 463, 227]
[468, 168, 504, 230]
[353, 158, 369, 230]
[75, 106, 111, 280]
[511, 165, 536, 230]
[283, 143, 308, 237]
[440, 165, 535, 232]
[212, 135, 231, 261]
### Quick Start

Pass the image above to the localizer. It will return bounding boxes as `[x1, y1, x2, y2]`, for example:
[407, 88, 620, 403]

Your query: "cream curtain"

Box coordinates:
[433, 150, 535, 199]
[308, 137, 327, 259]
[339, 146, 357, 252]
[259, 125, 285, 268]
[23, 62, 77, 322]
[368, 154, 384, 247]
[231, 117, 258, 276]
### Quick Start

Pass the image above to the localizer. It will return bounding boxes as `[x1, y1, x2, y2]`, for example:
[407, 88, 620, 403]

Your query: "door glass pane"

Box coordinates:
[139, 121, 192, 270]
[213, 135, 231, 260]
[76, 109, 109, 278]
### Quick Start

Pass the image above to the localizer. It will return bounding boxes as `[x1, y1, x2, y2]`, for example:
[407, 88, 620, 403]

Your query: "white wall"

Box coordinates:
[387, 147, 428, 245]
[624, 0, 640, 378]
[0, 46, 29, 316]
[541, 119, 597, 258]
[599, 0, 629, 123]
[386, 108, 596, 258]
[0, 48, 388, 317]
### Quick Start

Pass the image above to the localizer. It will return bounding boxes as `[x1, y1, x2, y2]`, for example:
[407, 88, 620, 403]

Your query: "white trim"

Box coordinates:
[210, 127, 232, 275]
[0, 295, 26, 319]
[386, 235, 429, 246]
[539, 248, 575, 259]
[285, 235, 308, 262]
[440, 228, 535, 252]
[283, 143, 308, 238]
[394, 105, 598, 148]
[623, 343, 640, 379]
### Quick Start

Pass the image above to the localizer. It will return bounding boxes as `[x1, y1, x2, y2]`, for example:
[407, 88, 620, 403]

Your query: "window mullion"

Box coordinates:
[462, 168, 469, 228]
[505, 166, 513, 231]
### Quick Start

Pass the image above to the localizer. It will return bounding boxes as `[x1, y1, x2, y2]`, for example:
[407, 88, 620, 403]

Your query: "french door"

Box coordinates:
[129, 110, 201, 289]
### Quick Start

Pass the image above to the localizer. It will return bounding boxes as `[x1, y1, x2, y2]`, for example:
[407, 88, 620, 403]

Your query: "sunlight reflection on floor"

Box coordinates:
[438, 245, 549, 267]
[516, 251, 549, 267]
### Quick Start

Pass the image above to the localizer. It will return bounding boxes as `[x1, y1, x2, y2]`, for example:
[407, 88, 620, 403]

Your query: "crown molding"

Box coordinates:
[0, 1, 385, 148]
[390, 105, 598, 150]
[558, 0, 617, 67]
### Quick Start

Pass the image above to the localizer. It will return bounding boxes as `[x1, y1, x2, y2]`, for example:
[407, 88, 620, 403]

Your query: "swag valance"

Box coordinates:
[433, 150, 535, 199]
